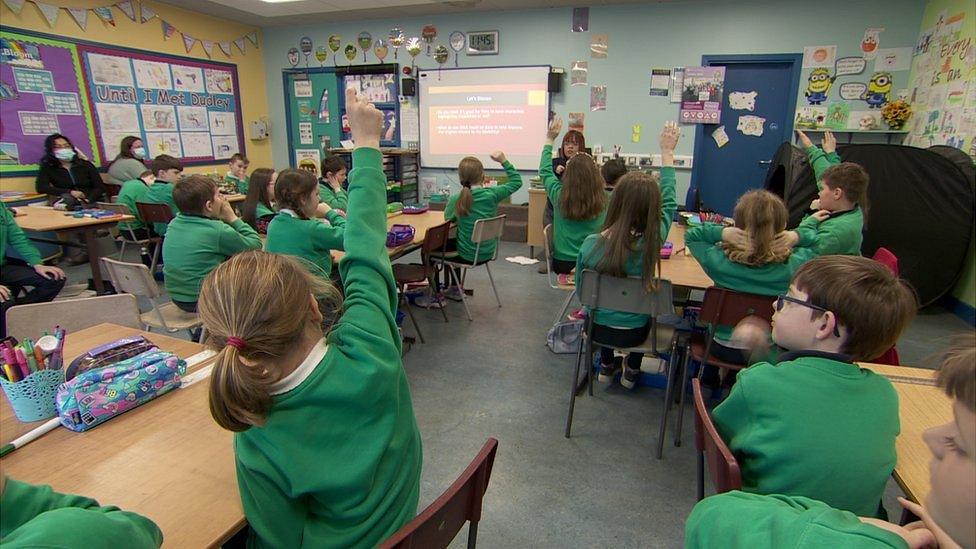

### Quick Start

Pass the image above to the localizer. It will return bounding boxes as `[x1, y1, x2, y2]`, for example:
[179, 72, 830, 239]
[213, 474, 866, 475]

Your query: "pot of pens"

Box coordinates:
[0, 329, 67, 422]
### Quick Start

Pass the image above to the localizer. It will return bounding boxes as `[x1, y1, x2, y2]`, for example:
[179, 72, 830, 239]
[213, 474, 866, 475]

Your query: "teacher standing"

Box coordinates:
[106, 135, 148, 186]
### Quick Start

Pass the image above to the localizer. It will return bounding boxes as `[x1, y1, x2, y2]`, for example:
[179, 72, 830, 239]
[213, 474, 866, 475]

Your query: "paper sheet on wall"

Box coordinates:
[299, 122, 313, 145]
[590, 34, 608, 59]
[737, 115, 765, 136]
[802, 45, 836, 68]
[295, 148, 320, 170]
[649, 69, 670, 96]
[670, 68, 684, 103]
[569, 112, 584, 131]
[728, 91, 757, 111]
[294, 79, 312, 98]
[711, 125, 729, 147]
[874, 47, 912, 72]
[861, 28, 884, 60]
[590, 85, 606, 111]
[571, 61, 588, 86]
[631, 124, 641, 143]
[400, 104, 420, 142]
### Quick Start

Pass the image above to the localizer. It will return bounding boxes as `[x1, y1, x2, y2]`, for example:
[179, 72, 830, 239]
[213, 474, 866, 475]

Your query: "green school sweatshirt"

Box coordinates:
[0, 478, 163, 548]
[575, 166, 677, 328]
[116, 178, 151, 231]
[143, 182, 178, 236]
[162, 214, 261, 302]
[712, 351, 899, 517]
[686, 223, 820, 297]
[800, 145, 864, 256]
[265, 209, 346, 279]
[540, 144, 607, 262]
[224, 173, 249, 194]
[234, 147, 422, 549]
[444, 160, 523, 262]
[255, 202, 275, 219]
[318, 181, 350, 211]
[685, 491, 909, 549]
[0, 203, 42, 267]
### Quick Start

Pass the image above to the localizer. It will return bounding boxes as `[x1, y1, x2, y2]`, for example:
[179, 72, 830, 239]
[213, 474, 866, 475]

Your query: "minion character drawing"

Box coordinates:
[862, 72, 892, 108]
[804, 68, 834, 105]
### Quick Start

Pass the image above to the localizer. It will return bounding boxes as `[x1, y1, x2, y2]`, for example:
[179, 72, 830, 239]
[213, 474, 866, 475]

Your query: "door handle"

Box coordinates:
[758, 160, 772, 165]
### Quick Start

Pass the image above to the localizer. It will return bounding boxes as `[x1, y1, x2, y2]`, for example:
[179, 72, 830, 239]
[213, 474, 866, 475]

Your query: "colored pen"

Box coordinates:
[14, 349, 30, 378]
[0, 418, 61, 458]
[33, 344, 45, 370]
[2, 364, 18, 382]
[2, 347, 15, 369]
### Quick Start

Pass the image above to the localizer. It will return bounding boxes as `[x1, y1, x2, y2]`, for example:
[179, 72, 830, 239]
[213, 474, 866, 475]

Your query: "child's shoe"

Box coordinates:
[567, 308, 586, 321]
[621, 366, 640, 390]
[443, 286, 465, 302]
[414, 293, 446, 309]
[557, 273, 574, 285]
[597, 356, 622, 383]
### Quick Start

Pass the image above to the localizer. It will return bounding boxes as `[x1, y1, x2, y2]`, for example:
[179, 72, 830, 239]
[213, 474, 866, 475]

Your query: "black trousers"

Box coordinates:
[551, 257, 575, 275]
[1, 258, 66, 338]
[592, 322, 650, 369]
[172, 300, 198, 313]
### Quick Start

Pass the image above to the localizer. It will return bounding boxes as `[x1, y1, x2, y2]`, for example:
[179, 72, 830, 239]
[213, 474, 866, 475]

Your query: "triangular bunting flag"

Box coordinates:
[93, 6, 115, 26]
[1, 0, 26, 15]
[115, 0, 135, 22]
[234, 37, 246, 54]
[34, 2, 59, 27]
[202, 40, 214, 58]
[162, 20, 177, 40]
[246, 31, 258, 47]
[140, 4, 156, 23]
[183, 33, 196, 53]
[66, 7, 88, 30]
[218, 41, 232, 57]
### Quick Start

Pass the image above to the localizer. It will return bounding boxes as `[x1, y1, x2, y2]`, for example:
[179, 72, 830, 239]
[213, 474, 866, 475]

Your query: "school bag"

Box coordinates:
[546, 319, 583, 354]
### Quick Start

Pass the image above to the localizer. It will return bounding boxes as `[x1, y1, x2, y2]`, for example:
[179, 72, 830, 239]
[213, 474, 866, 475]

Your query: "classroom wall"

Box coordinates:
[262, 0, 924, 204]
[0, 0, 271, 193]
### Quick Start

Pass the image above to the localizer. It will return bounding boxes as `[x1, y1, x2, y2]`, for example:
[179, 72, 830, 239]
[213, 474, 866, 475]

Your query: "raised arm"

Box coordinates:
[658, 121, 680, 239]
[489, 151, 523, 201]
[540, 117, 562, 201]
[797, 130, 840, 189]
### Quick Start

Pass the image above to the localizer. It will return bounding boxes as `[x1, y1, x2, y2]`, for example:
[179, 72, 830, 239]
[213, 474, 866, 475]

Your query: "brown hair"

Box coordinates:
[274, 168, 318, 220]
[588, 172, 662, 290]
[936, 334, 976, 413]
[150, 154, 183, 176]
[822, 162, 870, 220]
[560, 153, 607, 221]
[600, 159, 627, 189]
[172, 174, 217, 215]
[320, 155, 347, 177]
[199, 250, 341, 432]
[241, 168, 275, 229]
[726, 190, 791, 266]
[229, 153, 249, 165]
[454, 156, 484, 218]
[116, 135, 141, 160]
[559, 130, 585, 160]
[792, 255, 918, 360]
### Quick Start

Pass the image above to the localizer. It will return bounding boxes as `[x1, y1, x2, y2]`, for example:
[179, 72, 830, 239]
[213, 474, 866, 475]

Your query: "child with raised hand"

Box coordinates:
[540, 116, 608, 281]
[240, 168, 276, 234]
[576, 122, 679, 389]
[796, 129, 868, 255]
[264, 168, 346, 281]
[686, 335, 974, 549]
[318, 155, 349, 213]
[198, 87, 422, 548]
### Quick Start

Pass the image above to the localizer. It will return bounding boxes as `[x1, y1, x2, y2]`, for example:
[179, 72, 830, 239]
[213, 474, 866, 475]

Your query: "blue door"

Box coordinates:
[690, 54, 802, 216]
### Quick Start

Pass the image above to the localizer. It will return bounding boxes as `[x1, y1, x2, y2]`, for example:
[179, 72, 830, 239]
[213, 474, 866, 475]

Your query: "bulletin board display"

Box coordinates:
[0, 26, 245, 176]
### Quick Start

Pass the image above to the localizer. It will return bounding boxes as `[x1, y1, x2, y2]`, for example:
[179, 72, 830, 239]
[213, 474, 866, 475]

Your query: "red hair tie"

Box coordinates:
[226, 337, 247, 350]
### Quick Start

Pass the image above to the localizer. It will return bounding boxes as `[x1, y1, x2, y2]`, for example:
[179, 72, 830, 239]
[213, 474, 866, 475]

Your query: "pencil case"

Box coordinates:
[64, 336, 157, 381]
[387, 224, 415, 248]
[0, 369, 66, 422]
[55, 349, 187, 432]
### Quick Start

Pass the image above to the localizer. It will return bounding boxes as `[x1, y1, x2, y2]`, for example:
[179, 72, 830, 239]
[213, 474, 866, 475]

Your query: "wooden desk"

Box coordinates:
[224, 193, 246, 204]
[15, 205, 135, 293]
[1, 192, 45, 204]
[527, 187, 546, 253]
[0, 324, 240, 548]
[858, 362, 951, 504]
[661, 225, 713, 290]
[332, 210, 447, 261]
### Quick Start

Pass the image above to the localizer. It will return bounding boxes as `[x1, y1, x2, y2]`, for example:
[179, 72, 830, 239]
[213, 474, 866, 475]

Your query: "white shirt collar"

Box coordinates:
[269, 337, 328, 395]
[279, 208, 299, 218]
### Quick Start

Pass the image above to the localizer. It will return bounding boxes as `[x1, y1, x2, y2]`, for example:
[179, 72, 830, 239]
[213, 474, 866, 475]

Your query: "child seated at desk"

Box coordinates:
[143, 155, 183, 236]
[197, 89, 421, 548]
[318, 155, 349, 212]
[686, 336, 976, 549]
[1, 476, 162, 547]
[240, 168, 276, 234]
[162, 175, 261, 313]
[796, 129, 868, 256]
[223, 153, 250, 194]
[116, 170, 159, 266]
[710, 256, 917, 518]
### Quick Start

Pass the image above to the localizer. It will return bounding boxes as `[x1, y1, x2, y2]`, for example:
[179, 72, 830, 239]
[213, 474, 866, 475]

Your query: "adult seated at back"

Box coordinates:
[105, 136, 148, 186]
[34, 134, 105, 207]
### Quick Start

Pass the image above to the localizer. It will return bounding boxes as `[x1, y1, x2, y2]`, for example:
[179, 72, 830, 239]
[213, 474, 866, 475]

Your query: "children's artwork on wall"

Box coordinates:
[571, 61, 587, 86]
[590, 34, 608, 59]
[862, 72, 892, 108]
[294, 79, 312, 97]
[345, 74, 395, 103]
[835, 56, 866, 76]
[795, 106, 827, 129]
[874, 47, 912, 72]
[568, 112, 584, 131]
[670, 67, 684, 103]
[803, 68, 835, 105]
[802, 45, 836, 68]
[711, 125, 729, 147]
[860, 28, 884, 60]
[679, 66, 725, 124]
[649, 69, 670, 96]
[145, 132, 181, 157]
[287, 47, 299, 68]
[824, 102, 851, 130]
[590, 85, 606, 111]
[315, 46, 329, 66]
[631, 124, 641, 143]
[737, 115, 765, 136]
[295, 148, 320, 172]
[728, 91, 757, 111]
[572, 7, 589, 32]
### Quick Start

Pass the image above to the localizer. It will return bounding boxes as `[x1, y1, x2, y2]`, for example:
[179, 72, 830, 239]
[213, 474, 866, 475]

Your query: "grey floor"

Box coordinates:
[59, 241, 973, 548]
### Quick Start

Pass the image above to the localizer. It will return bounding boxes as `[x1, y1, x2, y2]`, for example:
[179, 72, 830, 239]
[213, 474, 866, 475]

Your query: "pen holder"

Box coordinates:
[0, 369, 65, 422]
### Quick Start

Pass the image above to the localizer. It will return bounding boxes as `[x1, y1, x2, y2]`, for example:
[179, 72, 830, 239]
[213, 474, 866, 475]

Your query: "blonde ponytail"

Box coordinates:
[199, 250, 339, 432]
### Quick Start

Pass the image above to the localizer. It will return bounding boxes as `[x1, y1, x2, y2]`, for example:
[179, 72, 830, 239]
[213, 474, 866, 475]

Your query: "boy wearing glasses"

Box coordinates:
[686, 337, 975, 549]
[711, 256, 917, 518]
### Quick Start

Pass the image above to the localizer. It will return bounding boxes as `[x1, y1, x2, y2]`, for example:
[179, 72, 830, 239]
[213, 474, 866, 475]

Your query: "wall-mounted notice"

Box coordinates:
[679, 66, 725, 124]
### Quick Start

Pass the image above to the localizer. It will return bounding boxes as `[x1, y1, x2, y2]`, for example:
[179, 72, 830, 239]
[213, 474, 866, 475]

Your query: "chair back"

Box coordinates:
[871, 247, 899, 276]
[471, 215, 505, 244]
[692, 378, 742, 497]
[5, 294, 141, 341]
[699, 286, 774, 331]
[103, 182, 122, 201]
[576, 269, 674, 317]
[135, 201, 174, 224]
[380, 438, 499, 549]
[422, 221, 453, 260]
[97, 201, 132, 216]
[100, 257, 163, 299]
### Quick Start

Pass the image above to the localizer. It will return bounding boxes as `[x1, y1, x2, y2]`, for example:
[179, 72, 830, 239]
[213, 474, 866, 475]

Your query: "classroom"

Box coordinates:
[0, 0, 974, 547]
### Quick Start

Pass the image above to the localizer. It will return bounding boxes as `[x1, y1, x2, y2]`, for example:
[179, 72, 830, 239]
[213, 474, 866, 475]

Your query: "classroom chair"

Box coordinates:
[102, 182, 122, 202]
[692, 378, 742, 501]
[672, 287, 776, 446]
[99, 258, 203, 338]
[393, 221, 452, 343]
[5, 294, 141, 342]
[135, 201, 174, 233]
[380, 438, 498, 549]
[441, 215, 506, 322]
[564, 269, 678, 441]
[96, 202, 162, 273]
[542, 224, 577, 327]
[869, 247, 901, 365]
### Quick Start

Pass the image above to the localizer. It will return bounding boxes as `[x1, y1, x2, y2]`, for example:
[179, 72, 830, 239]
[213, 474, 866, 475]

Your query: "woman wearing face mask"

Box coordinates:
[105, 136, 148, 186]
[35, 134, 105, 205]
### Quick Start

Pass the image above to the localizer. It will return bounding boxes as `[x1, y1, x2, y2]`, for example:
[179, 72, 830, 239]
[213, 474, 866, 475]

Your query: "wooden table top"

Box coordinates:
[14, 204, 134, 232]
[224, 193, 246, 203]
[0, 324, 241, 548]
[661, 225, 713, 290]
[333, 210, 447, 260]
[857, 362, 950, 504]
[1, 193, 45, 204]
